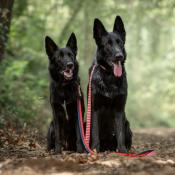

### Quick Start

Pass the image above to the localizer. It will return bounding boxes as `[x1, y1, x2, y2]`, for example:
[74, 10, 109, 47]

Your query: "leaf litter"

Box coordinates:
[0, 123, 175, 175]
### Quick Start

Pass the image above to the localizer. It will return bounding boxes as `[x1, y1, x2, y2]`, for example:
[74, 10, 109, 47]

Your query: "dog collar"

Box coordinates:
[99, 64, 106, 70]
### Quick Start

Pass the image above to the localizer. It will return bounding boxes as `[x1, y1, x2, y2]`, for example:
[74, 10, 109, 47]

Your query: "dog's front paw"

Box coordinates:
[76, 143, 85, 153]
[54, 145, 62, 154]
[77, 146, 84, 153]
[117, 146, 127, 153]
[91, 142, 100, 152]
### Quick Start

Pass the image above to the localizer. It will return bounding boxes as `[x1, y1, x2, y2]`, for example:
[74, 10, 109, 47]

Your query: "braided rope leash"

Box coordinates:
[77, 64, 156, 157]
[85, 65, 97, 147]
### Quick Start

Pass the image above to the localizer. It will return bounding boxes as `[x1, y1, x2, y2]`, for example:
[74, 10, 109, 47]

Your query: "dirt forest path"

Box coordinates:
[0, 128, 175, 175]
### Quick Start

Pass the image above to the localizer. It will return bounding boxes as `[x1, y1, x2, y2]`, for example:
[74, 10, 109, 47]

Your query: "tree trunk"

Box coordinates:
[0, 0, 14, 61]
[58, 0, 84, 45]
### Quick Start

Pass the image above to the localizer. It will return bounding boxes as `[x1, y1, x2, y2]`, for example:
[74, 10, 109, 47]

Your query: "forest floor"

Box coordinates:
[0, 126, 175, 175]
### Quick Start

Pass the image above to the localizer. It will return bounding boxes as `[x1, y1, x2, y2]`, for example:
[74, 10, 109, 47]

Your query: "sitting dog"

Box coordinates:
[89, 16, 132, 153]
[45, 33, 84, 153]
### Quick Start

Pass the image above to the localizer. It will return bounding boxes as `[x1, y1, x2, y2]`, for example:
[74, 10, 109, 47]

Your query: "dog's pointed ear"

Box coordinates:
[113, 16, 126, 43]
[45, 36, 58, 58]
[66, 33, 77, 56]
[93, 18, 107, 45]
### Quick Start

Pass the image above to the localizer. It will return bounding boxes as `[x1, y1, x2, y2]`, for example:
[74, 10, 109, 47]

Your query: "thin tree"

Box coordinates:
[0, 0, 14, 61]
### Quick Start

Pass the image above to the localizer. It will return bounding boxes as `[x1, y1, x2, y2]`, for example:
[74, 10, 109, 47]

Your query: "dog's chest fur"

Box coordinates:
[50, 81, 78, 104]
[91, 66, 127, 98]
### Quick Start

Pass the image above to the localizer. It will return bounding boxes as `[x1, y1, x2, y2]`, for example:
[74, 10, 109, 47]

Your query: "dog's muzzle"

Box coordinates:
[62, 62, 74, 80]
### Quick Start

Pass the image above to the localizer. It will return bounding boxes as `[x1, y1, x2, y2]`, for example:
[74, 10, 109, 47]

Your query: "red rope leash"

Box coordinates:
[85, 65, 97, 146]
[77, 64, 156, 157]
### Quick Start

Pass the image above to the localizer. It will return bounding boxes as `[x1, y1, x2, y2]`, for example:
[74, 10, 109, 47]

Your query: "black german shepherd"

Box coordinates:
[45, 33, 84, 153]
[89, 16, 132, 153]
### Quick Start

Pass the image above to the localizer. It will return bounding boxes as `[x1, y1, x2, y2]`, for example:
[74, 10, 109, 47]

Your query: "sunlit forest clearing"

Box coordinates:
[0, 0, 175, 174]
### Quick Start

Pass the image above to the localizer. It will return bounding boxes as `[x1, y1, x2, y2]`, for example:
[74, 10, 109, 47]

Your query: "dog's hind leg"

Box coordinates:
[47, 121, 55, 151]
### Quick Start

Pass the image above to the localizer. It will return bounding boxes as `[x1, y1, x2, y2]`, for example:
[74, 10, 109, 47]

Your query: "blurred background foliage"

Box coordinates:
[0, 0, 175, 129]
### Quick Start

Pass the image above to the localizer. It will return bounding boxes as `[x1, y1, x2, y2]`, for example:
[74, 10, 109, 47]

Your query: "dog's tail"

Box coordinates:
[47, 121, 55, 151]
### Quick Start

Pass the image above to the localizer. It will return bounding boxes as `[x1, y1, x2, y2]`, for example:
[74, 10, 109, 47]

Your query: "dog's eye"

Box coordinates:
[68, 52, 72, 57]
[108, 39, 112, 45]
[116, 39, 121, 44]
[60, 51, 64, 57]
[55, 57, 60, 63]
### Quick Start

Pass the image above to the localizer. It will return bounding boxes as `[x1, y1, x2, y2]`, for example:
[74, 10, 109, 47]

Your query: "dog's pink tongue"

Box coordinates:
[113, 62, 122, 77]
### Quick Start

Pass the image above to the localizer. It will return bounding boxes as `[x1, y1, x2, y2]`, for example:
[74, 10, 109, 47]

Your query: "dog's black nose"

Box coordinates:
[66, 62, 74, 69]
[115, 53, 124, 60]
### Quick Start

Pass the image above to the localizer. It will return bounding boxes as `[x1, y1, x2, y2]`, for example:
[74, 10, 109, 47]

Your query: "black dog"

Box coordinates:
[89, 16, 132, 153]
[45, 33, 84, 153]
